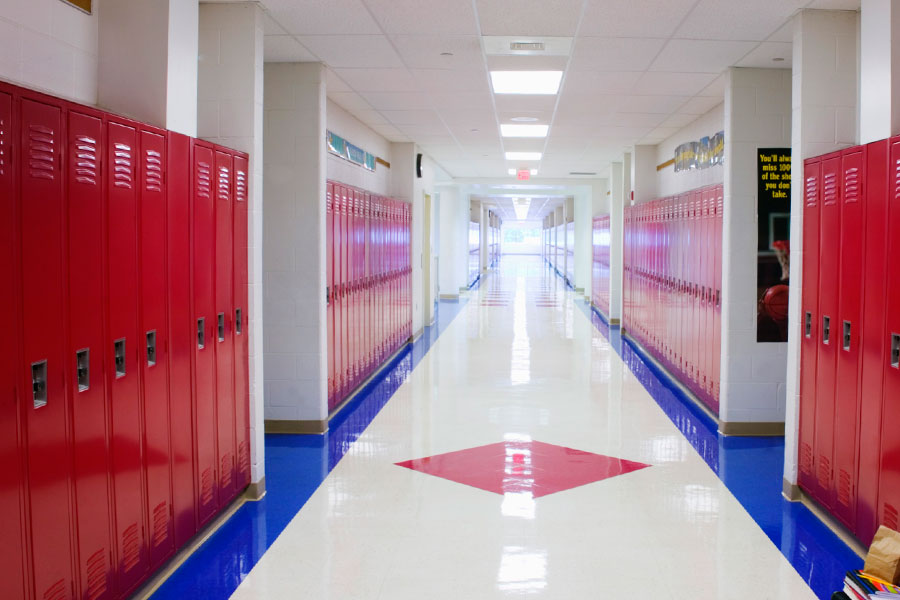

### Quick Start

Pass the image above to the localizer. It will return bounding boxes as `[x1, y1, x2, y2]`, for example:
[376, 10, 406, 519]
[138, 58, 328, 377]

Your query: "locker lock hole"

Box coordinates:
[217, 313, 225, 342]
[197, 318, 205, 349]
[76, 349, 90, 392]
[146, 330, 157, 366]
[31, 360, 48, 409]
[114, 339, 127, 378]
[842, 321, 852, 352]
[235, 308, 242, 335]
[804, 312, 812, 338]
[823, 316, 831, 344]
[891, 334, 900, 369]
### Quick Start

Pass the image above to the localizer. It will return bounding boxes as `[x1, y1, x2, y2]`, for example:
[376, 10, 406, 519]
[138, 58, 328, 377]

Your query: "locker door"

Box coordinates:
[192, 143, 218, 525]
[106, 119, 148, 595]
[878, 139, 900, 533]
[713, 186, 723, 404]
[165, 132, 196, 546]
[0, 89, 28, 600]
[326, 182, 334, 406]
[813, 153, 842, 509]
[232, 154, 251, 490]
[856, 140, 888, 544]
[340, 185, 350, 398]
[67, 109, 114, 600]
[333, 185, 344, 406]
[831, 147, 865, 528]
[214, 150, 236, 501]
[21, 95, 76, 600]
[140, 129, 174, 565]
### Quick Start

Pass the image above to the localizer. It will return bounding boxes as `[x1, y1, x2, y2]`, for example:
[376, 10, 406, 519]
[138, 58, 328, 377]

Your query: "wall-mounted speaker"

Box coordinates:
[416, 153, 423, 178]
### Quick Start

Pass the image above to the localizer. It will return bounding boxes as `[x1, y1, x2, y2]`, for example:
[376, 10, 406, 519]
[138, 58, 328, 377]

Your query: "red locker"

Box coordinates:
[878, 138, 900, 533]
[192, 142, 219, 525]
[106, 118, 149, 594]
[856, 139, 888, 544]
[332, 184, 344, 407]
[0, 88, 28, 600]
[166, 132, 196, 547]
[340, 185, 350, 399]
[214, 149, 236, 502]
[813, 152, 842, 509]
[232, 153, 251, 490]
[327, 182, 335, 406]
[140, 129, 175, 566]
[19, 96, 77, 600]
[67, 108, 115, 600]
[713, 186, 723, 404]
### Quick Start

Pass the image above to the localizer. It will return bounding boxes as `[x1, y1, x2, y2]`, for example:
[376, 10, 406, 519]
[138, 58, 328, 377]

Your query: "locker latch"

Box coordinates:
[217, 313, 225, 342]
[842, 321, 851, 352]
[146, 330, 157, 366]
[804, 312, 812, 338]
[822, 316, 831, 345]
[76, 349, 90, 392]
[31, 360, 47, 409]
[114, 338, 127, 378]
[197, 318, 206, 349]
[891, 333, 900, 369]
[236, 308, 243, 336]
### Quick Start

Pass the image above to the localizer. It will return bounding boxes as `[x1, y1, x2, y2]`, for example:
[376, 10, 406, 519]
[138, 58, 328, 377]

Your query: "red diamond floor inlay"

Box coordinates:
[395, 440, 650, 498]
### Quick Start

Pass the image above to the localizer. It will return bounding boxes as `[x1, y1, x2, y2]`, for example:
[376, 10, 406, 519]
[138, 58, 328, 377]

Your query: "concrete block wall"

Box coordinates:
[655, 103, 725, 199]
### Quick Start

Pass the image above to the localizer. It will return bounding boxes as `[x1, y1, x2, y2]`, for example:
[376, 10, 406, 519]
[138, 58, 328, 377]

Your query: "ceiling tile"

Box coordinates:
[440, 109, 498, 128]
[485, 55, 570, 71]
[326, 69, 353, 93]
[609, 112, 668, 128]
[660, 112, 700, 129]
[616, 94, 692, 114]
[674, 0, 807, 42]
[365, 0, 479, 34]
[475, 0, 583, 36]
[678, 95, 724, 115]
[429, 91, 494, 111]
[348, 109, 390, 126]
[698, 73, 727, 97]
[264, 35, 317, 62]
[767, 22, 793, 43]
[571, 37, 667, 72]
[263, 11, 287, 35]
[736, 42, 793, 68]
[380, 109, 445, 126]
[806, 0, 859, 8]
[298, 35, 404, 68]
[631, 71, 718, 97]
[391, 35, 483, 69]
[649, 39, 759, 73]
[369, 123, 410, 141]
[334, 68, 421, 92]
[395, 122, 452, 136]
[580, 0, 698, 38]
[561, 71, 642, 95]
[502, 139, 546, 153]
[266, 0, 382, 35]
[493, 94, 558, 113]
[358, 91, 433, 110]
[328, 92, 375, 112]
[496, 110, 554, 124]
[412, 69, 489, 92]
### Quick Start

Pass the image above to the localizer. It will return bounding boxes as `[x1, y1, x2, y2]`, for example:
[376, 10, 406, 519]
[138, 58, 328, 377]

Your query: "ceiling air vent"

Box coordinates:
[510, 41, 545, 52]
[569, 171, 597, 176]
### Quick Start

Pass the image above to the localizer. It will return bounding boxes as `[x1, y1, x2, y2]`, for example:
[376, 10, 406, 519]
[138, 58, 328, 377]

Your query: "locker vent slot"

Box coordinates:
[817, 455, 831, 488]
[28, 124, 56, 180]
[74, 135, 98, 185]
[121, 523, 141, 572]
[891, 333, 900, 368]
[800, 442, 813, 475]
[196, 161, 212, 198]
[221, 453, 233, 489]
[114, 338, 126, 378]
[32, 360, 48, 408]
[822, 316, 831, 344]
[217, 166, 231, 202]
[823, 172, 837, 205]
[197, 318, 205, 349]
[236, 169, 248, 202]
[200, 468, 214, 507]
[0, 113, 7, 176]
[885, 503, 899, 531]
[895, 159, 900, 200]
[238, 441, 250, 475]
[146, 330, 157, 366]
[85, 548, 108, 600]
[113, 143, 133, 189]
[76, 348, 90, 392]
[145, 149, 163, 192]
[837, 469, 852, 507]
[151, 501, 169, 547]
[805, 312, 812, 338]
[42, 579, 67, 600]
[843, 167, 860, 203]
[842, 321, 852, 351]
[217, 313, 225, 342]
[235, 308, 242, 335]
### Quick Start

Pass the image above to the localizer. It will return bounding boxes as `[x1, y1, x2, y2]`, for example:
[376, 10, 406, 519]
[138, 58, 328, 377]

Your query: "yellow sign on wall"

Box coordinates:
[61, 0, 92, 14]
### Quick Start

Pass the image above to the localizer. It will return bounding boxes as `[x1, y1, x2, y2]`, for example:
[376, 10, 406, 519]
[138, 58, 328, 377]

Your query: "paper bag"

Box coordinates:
[865, 526, 900, 584]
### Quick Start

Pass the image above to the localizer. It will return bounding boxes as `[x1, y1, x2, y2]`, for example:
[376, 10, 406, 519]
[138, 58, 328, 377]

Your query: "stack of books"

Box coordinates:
[839, 570, 900, 599]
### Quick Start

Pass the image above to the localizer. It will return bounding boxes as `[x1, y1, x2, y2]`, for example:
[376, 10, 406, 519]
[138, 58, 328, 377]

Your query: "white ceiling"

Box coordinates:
[259, 0, 861, 179]
[473, 195, 567, 221]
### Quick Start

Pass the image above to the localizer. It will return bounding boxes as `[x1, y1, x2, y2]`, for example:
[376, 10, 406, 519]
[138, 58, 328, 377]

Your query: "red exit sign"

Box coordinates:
[517, 169, 530, 180]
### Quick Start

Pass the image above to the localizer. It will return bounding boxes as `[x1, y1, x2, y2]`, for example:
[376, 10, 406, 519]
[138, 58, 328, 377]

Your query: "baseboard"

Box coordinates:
[245, 476, 266, 501]
[718, 421, 785, 437]
[609, 318, 621, 326]
[795, 487, 868, 559]
[265, 419, 328, 434]
[782, 477, 801, 502]
[327, 341, 413, 420]
[439, 293, 459, 300]
[410, 327, 424, 342]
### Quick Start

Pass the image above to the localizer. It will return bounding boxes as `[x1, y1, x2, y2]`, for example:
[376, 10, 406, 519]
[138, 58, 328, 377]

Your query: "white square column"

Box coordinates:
[860, 0, 900, 143]
[609, 161, 625, 324]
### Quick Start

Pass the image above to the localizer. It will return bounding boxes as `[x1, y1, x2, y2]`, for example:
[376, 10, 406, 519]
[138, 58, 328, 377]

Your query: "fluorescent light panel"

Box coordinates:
[506, 152, 542, 161]
[500, 124, 549, 138]
[490, 71, 563, 95]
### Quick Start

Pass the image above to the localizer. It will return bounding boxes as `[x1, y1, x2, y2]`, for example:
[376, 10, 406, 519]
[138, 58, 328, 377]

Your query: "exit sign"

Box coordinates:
[517, 169, 530, 180]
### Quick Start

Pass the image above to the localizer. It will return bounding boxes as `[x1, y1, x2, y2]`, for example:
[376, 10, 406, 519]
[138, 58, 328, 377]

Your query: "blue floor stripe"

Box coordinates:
[149, 297, 469, 600]
[573, 297, 862, 600]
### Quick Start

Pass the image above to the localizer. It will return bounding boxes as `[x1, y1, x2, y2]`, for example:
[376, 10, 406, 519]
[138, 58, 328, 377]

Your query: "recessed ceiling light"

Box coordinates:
[440, 52, 454, 56]
[773, 57, 785, 62]
[500, 124, 549, 138]
[506, 152, 542, 161]
[511, 116, 539, 123]
[490, 71, 563, 95]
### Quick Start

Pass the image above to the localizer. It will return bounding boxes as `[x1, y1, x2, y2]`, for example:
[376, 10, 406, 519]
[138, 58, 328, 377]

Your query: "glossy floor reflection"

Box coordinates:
[203, 254, 854, 600]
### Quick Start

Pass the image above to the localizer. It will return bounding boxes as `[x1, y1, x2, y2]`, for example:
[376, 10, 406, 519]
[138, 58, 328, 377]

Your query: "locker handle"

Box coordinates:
[842, 321, 851, 352]
[197, 318, 206, 349]
[32, 360, 48, 409]
[236, 308, 243, 335]
[217, 313, 225, 342]
[146, 330, 157, 366]
[822, 316, 831, 345]
[76, 349, 90, 392]
[114, 338, 127, 378]
[804, 312, 812, 338]
[891, 334, 899, 369]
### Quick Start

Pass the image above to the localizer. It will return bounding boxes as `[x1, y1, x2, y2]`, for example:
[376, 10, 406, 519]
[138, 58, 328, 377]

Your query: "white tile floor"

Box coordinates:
[231, 256, 816, 599]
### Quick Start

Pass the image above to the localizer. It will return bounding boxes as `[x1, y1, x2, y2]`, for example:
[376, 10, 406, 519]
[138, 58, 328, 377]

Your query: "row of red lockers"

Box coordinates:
[326, 181, 412, 413]
[798, 138, 900, 547]
[622, 184, 724, 413]
[0, 81, 251, 600]
[591, 214, 611, 318]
